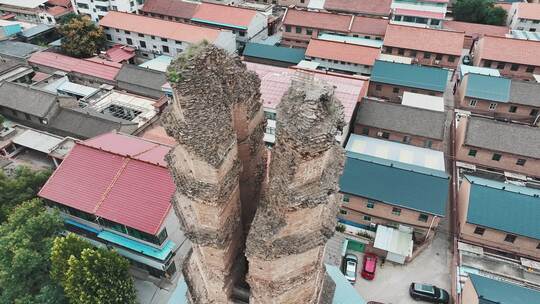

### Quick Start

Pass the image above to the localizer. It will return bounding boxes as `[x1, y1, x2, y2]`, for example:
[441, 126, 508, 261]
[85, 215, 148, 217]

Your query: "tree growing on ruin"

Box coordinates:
[59, 15, 106, 58]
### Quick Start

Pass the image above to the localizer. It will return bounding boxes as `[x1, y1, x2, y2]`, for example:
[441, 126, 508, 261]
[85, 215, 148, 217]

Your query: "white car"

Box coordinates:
[341, 254, 358, 284]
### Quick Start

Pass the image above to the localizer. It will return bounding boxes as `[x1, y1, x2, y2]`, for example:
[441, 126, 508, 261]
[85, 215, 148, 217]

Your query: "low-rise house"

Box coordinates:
[39, 132, 189, 278]
[354, 99, 446, 150]
[456, 73, 540, 122]
[305, 39, 380, 75]
[390, 0, 448, 29]
[0, 0, 72, 25]
[443, 20, 509, 49]
[70, 0, 143, 22]
[472, 35, 540, 80]
[382, 24, 464, 69]
[0, 59, 34, 83]
[115, 64, 168, 99]
[99, 11, 236, 59]
[242, 43, 305, 67]
[455, 116, 540, 179]
[0, 40, 45, 62]
[462, 273, 540, 304]
[508, 2, 540, 33]
[458, 175, 540, 260]
[367, 60, 449, 101]
[323, 0, 392, 18]
[339, 135, 449, 262]
[140, 0, 198, 23]
[281, 9, 388, 48]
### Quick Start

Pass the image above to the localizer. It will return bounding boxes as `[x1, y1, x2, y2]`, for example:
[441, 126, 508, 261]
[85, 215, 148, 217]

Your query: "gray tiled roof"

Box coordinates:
[0, 60, 22, 75]
[465, 117, 540, 159]
[115, 64, 167, 90]
[356, 99, 447, 140]
[509, 80, 540, 107]
[0, 40, 45, 59]
[0, 82, 56, 117]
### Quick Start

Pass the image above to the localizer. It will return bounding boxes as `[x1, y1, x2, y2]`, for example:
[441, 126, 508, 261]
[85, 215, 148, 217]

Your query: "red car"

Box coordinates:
[361, 253, 378, 280]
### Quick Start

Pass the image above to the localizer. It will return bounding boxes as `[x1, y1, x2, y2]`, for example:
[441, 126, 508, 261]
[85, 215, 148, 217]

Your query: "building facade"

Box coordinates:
[70, 0, 144, 22]
[0, 0, 71, 25]
[390, 0, 448, 28]
[508, 3, 540, 32]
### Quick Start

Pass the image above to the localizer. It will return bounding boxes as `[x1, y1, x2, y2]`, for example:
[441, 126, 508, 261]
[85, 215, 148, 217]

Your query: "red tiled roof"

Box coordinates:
[306, 39, 380, 66]
[516, 3, 540, 21]
[39, 132, 174, 235]
[105, 44, 136, 63]
[476, 35, 540, 67]
[393, 8, 444, 20]
[324, 0, 392, 16]
[0, 13, 16, 20]
[46, 5, 71, 17]
[383, 24, 464, 56]
[99, 11, 221, 44]
[28, 52, 121, 81]
[47, 0, 71, 7]
[141, 0, 198, 20]
[350, 15, 388, 36]
[283, 9, 352, 32]
[191, 3, 257, 28]
[444, 20, 508, 38]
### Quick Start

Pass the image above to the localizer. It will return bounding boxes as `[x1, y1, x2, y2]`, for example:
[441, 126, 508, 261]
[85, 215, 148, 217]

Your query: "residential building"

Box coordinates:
[508, 2, 540, 32]
[443, 20, 508, 49]
[0, 0, 72, 25]
[140, 0, 198, 23]
[367, 60, 449, 101]
[472, 35, 540, 80]
[281, 9, 388, 48]
[70, 0, 144, 22]
[354, 99, 446, 150]
[382, 24, 464, 68]
[115, 64, 168, 99]
[0, 40, 45, 62]
[323, 0, 392, 18]
[99, 11, 236, 58]
[390, 0, 449, 28]
[0, 59, 34, 83]
[462, 274, 540, 304]
[458, 175, 540, 260]
[242, 43, 306, 67]
[455, 115, 540, 179]
[39, 132, 190, 278]
[305, 39, 380, 75]
[456, 73, 540, 122]
[339, 135, 449, 262]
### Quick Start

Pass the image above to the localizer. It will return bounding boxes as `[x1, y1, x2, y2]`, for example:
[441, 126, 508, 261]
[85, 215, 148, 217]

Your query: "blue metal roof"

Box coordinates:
[370, 60, 449, 92]
[465, 175, 540, 239]
[340, 152, 449, 216]
[469, 274, 540, 304]
[325, 264, 366, 304]
[190, 18, 247, 30]
[20, 24, 54, 38]
[243, 43, 306, 64]
[465, 74, 511, 102]
[97, 230, 175, 261]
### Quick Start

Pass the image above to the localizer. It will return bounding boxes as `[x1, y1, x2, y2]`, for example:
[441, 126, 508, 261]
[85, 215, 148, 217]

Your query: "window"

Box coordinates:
[530, 109, 539, 116]
[126, 38, 133, 45]
[157, 228, 168, 244]
[306, 28, 312, 35]
[448, 55, 456, 63]
[398, 48, 405, 55]
[504, 234, 516, 243]
[385, 46, 393, 53]
[162, 45, 169, 53]
[526, 66, 535, 73]
[285, 25, 291, 32]
[340, 209, 347, 215]
[362, 127, 369, 135]
[392, 207, 401, 216]
[469, 99, 477, 107]
[468, 149, 477, 157]
[24, 113, 31, 120]
[151, 35, 155, 40]
[366, 200, 375, 209]
[492, 153, 502, 161]
[473, 227, 485, 235]
[430, 19, 440, 26]
[295, 27, 302, 34]
[410, 50, 417, 57]
[418, 214, 429, 222]
[161, 38, 167, 42]
[115, 29, 120, 33]
[403, 135, 411, 144]
[375, 84, 382, 91]
[510, 64, 519, 71]
[497, 62, 505, 69]
[364, 36, 370, 39]
[239, 31, 245, 37]
[381, 132, 390, 139]
[424, 140, 432, 148]
[124, 30, 131, 35]
[342, 194, 350, 202]
[392, 87, 399, 93]
[363, 215, 371, 221]
[483, 60, 492, 67]
[489, 103, 497, 110]
[106, 34, 112, 40]
[139, 40, 146, 48]
[435, 54, 443, 60]
[516, 158, 526, 166]
[424, 52, 431, 59]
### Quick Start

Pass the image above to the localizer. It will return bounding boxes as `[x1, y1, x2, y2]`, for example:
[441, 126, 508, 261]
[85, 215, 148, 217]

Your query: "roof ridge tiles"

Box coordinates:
[93, 157, 131, 213]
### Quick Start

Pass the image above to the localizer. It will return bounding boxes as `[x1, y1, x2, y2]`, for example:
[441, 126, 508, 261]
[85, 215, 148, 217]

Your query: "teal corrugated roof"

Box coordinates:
[243, 43, 306, 64]
[469, 274, 540, 304]
[97, 230, 175, 260]
[340, 153, 449, 216]
[370, 60, 448, 92]
[465, 74, 511, 102]
[465, 175, 540, 239]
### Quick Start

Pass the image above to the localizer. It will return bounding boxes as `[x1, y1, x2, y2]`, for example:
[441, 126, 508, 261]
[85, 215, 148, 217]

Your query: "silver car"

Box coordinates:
[341, 254, 358, 284]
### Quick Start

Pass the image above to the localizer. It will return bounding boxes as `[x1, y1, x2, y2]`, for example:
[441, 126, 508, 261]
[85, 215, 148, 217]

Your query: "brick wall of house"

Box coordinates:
[474, 57, 539, 80]
[353, 124, 444, 151]
[382, 46, 459, 69]
[367, 81, 443, 102]
[460, 279, 480, 304]
[281, 25, 385, 48]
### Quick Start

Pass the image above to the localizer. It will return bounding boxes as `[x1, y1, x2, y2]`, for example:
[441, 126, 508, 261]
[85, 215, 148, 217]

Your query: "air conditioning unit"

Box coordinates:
[376, 131, 383, 137]
[434, 60, 441, 64]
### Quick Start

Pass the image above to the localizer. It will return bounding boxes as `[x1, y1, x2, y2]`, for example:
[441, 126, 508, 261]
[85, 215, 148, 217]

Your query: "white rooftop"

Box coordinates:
[90, 91, 157, 127]
[402, 92, 444, 112]
[308, 0, 326, 10]
[318, 33, 384, 48]
[374, 225, 413, 258]
[42, 76, 99, 97]
[13, 129, 63, 154]
[459, 64, 500, 79]
[0, 0, 48, 9]
[0, 19, 36, 31]
[296, 60, 320, 70]
[138, 55, 173, 73]
[378, 53, 413, 64]
[346, 134, 446, 172]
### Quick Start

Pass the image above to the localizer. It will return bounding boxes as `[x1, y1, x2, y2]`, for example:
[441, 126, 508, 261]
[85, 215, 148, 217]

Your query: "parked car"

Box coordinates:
[341, 254, 358, 284]
[409, 283, 450, 303]
[361, 253, 377, 280]
[462, 55, 472, 66]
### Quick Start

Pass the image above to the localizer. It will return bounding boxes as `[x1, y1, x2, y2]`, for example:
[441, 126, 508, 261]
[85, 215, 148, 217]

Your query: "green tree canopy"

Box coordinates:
[0, 199, 66, 304]
[50, 233, 93, 287]
[0, 166, 51, 223]
[58, 15, 106, 58]
[453, 0, 508, 26]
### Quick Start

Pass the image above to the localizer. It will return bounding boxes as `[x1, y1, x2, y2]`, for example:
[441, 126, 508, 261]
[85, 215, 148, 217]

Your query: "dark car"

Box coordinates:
[462, 55, 472, 66]
[409, 283, 450, 303]
[341, 254, 358, 284]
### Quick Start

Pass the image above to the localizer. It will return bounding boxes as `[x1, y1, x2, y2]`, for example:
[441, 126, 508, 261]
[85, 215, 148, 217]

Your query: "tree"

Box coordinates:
[0, 166, 51, 223]
[453, 0, 507, 26]
[0, 199, 67, 304]
[50, 233, 93, 287]
[63, 247, 137, 304]
[59, 15, 106, 58]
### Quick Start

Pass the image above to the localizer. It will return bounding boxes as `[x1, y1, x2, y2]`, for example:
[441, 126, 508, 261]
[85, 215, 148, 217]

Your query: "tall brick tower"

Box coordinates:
[246, 76, 346, 303]
[162, 44, 265, 303]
